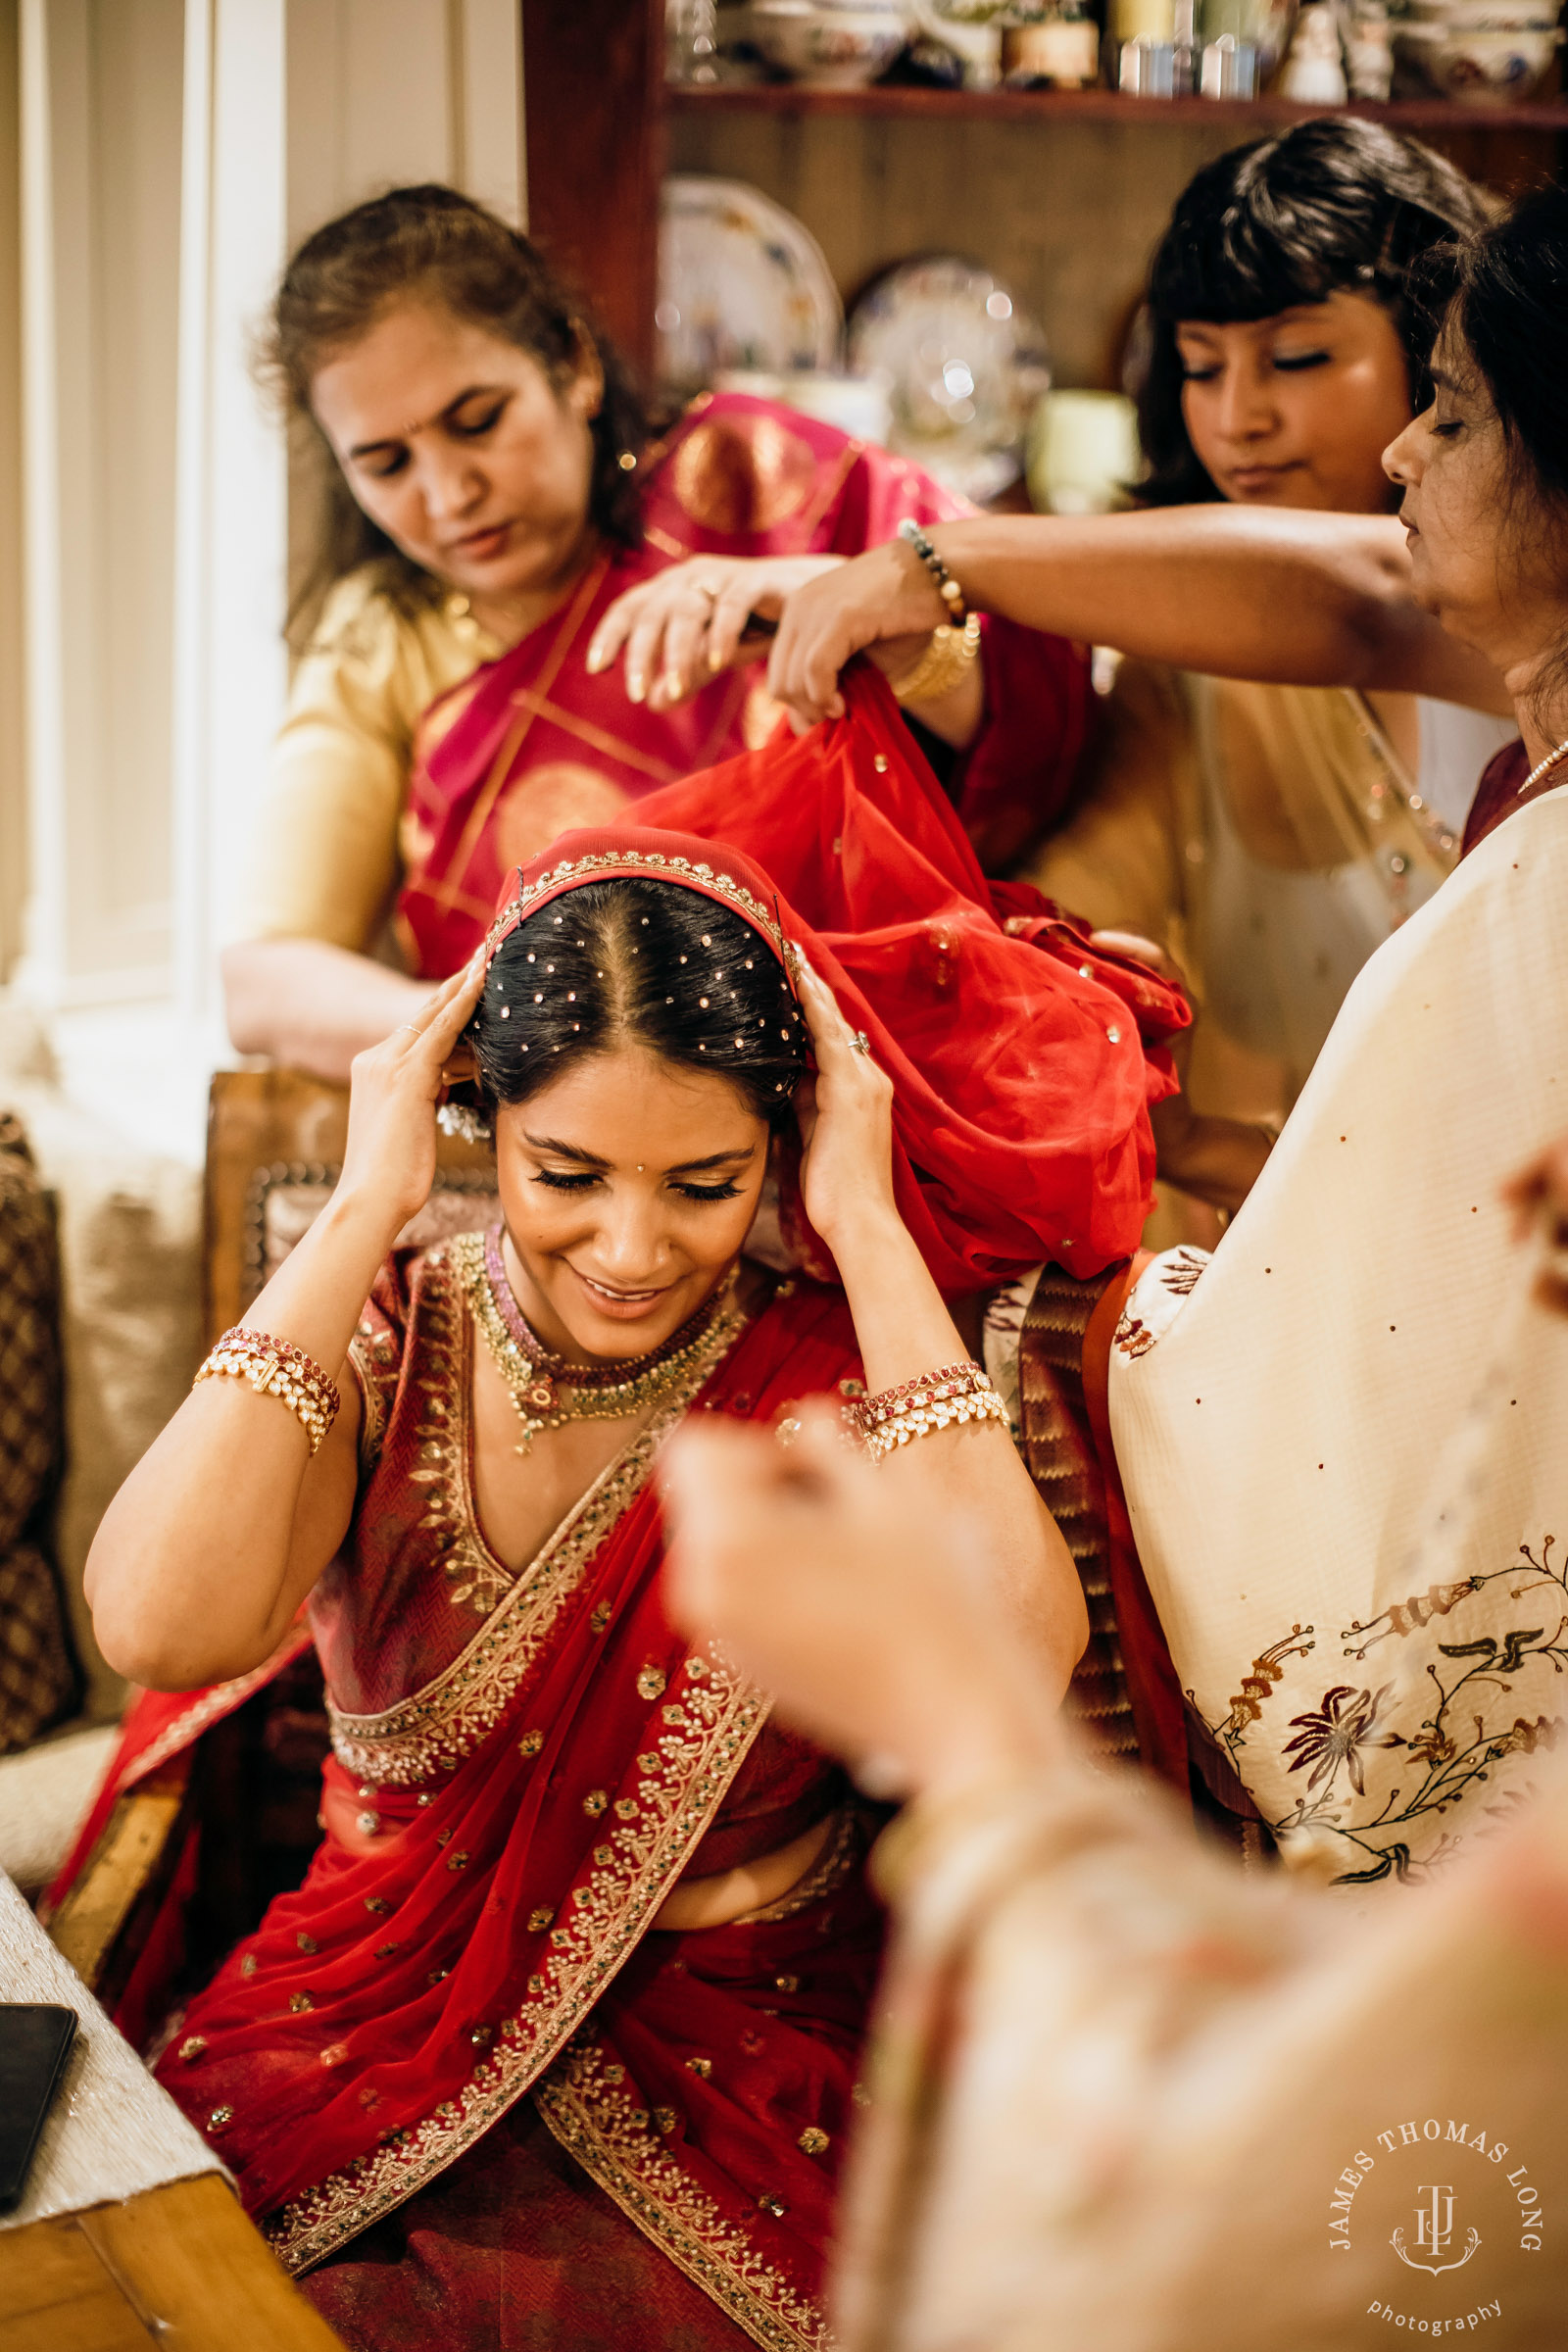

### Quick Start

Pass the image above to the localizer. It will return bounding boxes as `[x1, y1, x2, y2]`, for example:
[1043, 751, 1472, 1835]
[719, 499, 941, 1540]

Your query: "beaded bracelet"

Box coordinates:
[194, 1327, 342, 1456]
[897, 516, 969, 626]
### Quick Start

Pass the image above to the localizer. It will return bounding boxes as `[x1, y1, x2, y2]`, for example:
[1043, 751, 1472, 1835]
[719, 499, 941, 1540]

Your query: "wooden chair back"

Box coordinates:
[202, 1067, 500, 1346]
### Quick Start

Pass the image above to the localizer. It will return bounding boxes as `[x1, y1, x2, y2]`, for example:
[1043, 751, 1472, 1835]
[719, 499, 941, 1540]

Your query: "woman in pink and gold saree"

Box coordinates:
[223, 185, 1092, 1080]
[71, 681, 1187, 2349]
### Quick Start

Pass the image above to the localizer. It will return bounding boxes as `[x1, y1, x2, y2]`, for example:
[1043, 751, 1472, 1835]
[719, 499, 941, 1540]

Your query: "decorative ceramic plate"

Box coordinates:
[658, 176, 844, 389]
[846, 253, 1051, 503]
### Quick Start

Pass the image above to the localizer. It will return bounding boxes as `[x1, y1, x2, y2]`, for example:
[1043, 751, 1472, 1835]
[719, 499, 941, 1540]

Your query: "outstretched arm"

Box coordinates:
[763, 509, 1512, 729]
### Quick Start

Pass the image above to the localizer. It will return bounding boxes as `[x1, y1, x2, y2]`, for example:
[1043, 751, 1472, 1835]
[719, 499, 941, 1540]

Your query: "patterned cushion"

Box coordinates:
[0, 1113, 76, 1751]
[260, 1180, 499, 1287]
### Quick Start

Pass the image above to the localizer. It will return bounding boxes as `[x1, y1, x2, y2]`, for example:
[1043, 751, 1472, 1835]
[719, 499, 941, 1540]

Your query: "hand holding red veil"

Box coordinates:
[544, 664, 1188, 1290]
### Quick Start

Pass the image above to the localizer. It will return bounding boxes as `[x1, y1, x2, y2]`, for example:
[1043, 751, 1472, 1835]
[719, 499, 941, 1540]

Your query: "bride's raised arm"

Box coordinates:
[83, 953, 487, 1690]
[791, 959, 1089, 1698]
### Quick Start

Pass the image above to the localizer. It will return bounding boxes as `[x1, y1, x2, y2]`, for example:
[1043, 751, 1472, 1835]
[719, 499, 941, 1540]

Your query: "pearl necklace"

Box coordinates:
[1516, 734, 1568, 798]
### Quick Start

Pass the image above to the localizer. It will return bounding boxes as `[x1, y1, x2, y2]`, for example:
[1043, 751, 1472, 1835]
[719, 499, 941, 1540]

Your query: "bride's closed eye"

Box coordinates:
[530, 1170, 742, 1203]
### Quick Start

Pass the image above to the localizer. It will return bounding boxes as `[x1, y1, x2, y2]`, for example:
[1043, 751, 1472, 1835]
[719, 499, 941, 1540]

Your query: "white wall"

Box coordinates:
[0, 0, 525, 1720]
[8, 0, 524, 1163]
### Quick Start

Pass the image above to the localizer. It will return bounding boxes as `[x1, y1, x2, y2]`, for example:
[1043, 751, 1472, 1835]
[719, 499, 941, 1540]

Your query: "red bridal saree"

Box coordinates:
[54, 735, 1188, 2348]
[394, 390, 1092, 977]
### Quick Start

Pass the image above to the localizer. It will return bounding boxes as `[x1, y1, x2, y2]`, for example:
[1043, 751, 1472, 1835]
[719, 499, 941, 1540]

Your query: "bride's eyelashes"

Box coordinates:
[529, 1169, 742, 1203]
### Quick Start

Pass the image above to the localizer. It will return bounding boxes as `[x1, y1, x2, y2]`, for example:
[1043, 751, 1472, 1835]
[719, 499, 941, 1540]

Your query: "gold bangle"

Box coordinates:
[194, 1327, 341, 1457]
[888, 612, 982, 705]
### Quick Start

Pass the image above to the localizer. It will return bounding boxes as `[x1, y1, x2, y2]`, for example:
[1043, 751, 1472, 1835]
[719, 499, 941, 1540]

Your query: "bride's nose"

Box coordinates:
[586, 1182, 667, 1283]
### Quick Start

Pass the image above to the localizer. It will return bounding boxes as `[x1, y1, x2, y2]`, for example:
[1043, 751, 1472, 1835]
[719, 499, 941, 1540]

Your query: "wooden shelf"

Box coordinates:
[667, 80, 1567, 130]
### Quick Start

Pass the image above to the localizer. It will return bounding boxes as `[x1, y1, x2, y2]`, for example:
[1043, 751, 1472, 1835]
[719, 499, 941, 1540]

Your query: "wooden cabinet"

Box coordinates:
[524, 6, 1564, 389]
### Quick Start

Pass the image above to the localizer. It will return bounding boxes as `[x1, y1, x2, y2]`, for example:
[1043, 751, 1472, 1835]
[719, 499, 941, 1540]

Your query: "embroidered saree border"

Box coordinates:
[268, 1650, 771, 2273]
[118, 1625, 316, 1793]
[327, 1233, 748, 1786]
[534, 2039, 831, 2352]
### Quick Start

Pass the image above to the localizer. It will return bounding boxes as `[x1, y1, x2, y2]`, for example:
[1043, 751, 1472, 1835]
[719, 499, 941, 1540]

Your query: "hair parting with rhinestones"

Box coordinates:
[260, 182, 660, 644]
[467, 878, 809, 1132]
[1135, 120, 1491, 508]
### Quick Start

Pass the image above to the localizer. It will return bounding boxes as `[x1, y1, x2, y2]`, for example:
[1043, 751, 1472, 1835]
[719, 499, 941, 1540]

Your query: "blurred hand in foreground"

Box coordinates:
[661, 1404, 1062, 1798]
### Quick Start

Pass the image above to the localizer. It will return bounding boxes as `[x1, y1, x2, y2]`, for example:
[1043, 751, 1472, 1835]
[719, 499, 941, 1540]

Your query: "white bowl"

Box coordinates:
[1395, 20, 1560, 97]
[750, 1, 910, 85]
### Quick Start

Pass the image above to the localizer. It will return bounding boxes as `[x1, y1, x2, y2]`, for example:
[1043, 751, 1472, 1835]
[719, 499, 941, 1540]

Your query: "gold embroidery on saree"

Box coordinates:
[534, 2036, 829, 2352]
[327, 1235, 749, 1786]
[267, 1651, 770, 2273]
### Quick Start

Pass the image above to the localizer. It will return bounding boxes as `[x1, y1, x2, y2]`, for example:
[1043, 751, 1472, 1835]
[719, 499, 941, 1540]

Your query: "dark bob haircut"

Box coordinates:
[1138, 120, 1490, 507]
[470, 878, 808, 1128]
[262, 184, 653, 640]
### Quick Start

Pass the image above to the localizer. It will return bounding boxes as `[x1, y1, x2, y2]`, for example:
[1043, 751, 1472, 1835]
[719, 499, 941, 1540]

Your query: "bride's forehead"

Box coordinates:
[499, 1043, 764, 1154]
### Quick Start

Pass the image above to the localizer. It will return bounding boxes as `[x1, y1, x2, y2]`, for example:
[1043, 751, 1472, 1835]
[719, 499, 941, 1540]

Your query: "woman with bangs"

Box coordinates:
[1022, 122, 1510, 1222]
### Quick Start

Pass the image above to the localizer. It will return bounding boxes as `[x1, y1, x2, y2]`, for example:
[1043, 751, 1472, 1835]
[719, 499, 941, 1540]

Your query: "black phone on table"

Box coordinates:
[0, 2002, 77, 2212]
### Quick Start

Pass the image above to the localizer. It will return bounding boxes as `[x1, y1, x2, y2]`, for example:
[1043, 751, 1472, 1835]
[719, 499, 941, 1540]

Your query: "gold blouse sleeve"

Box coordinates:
[225, 571, 484, 954]
[1017, 659, 1192, 954]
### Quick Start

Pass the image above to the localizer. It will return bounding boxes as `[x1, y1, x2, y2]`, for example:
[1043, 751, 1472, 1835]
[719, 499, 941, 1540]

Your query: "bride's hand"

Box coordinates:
[765, 538, 949, 729]
[794, 961, 898, 1255]
[586, 555, 846, 712]
[337, 951, 487, 1235]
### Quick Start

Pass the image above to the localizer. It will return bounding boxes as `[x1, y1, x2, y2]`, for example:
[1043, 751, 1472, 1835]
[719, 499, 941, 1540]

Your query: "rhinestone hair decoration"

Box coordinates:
[479, 846, 808, 1088]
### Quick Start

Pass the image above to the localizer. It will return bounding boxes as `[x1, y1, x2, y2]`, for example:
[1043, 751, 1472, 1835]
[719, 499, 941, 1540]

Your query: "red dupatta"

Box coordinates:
[510, 667, 1189, 1289]
[394, 391, 1092, 975]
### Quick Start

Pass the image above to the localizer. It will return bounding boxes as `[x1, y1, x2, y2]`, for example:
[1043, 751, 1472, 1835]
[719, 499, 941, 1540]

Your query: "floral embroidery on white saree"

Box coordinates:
[1109, 783, 1568, 1887]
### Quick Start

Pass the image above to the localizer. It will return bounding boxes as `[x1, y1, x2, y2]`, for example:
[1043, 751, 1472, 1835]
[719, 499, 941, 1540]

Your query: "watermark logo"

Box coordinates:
[1392, 2184, 1480, 2278]
[1325, 2115, 1546, 2332]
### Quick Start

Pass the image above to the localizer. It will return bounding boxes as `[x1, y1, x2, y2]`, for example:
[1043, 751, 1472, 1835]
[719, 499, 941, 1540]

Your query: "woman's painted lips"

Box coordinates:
[455, 520, 513, 561]
[570, 1266, 675, 1320]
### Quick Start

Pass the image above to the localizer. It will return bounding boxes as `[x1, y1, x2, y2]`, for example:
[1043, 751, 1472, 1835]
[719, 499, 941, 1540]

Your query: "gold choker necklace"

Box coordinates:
[457, 1227, 738, 1453]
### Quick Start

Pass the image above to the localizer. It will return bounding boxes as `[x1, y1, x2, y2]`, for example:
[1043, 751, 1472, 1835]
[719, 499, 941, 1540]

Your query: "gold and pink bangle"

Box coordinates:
[850, 1360, 1006, 1464]
[194, 1327, 341, 1456]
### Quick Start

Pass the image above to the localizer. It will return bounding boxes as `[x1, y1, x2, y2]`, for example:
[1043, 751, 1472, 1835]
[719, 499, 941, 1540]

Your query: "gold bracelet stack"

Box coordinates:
[194, 1327, 341, 1456]
[887, 611, 982, 706]
[849, 1359, 1007, 1463]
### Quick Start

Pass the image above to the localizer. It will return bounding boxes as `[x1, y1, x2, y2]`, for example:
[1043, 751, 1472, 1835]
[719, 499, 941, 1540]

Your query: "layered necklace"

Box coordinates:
[463, 1225, 736, 1453]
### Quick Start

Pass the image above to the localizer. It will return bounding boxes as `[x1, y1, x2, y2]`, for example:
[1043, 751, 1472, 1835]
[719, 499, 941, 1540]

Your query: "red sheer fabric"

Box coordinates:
[394, 391, 1092, 975]
[494, 670, 1188, 1289]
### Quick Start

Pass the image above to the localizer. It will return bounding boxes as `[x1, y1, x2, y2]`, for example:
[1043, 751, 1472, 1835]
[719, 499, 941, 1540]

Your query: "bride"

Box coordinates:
[74, 689, 1180, 2347]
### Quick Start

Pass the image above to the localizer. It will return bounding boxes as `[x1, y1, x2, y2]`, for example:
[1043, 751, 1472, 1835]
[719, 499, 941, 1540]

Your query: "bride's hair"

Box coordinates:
[470, 880, 808, 1128]
[1136, 120, 1490, 509]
